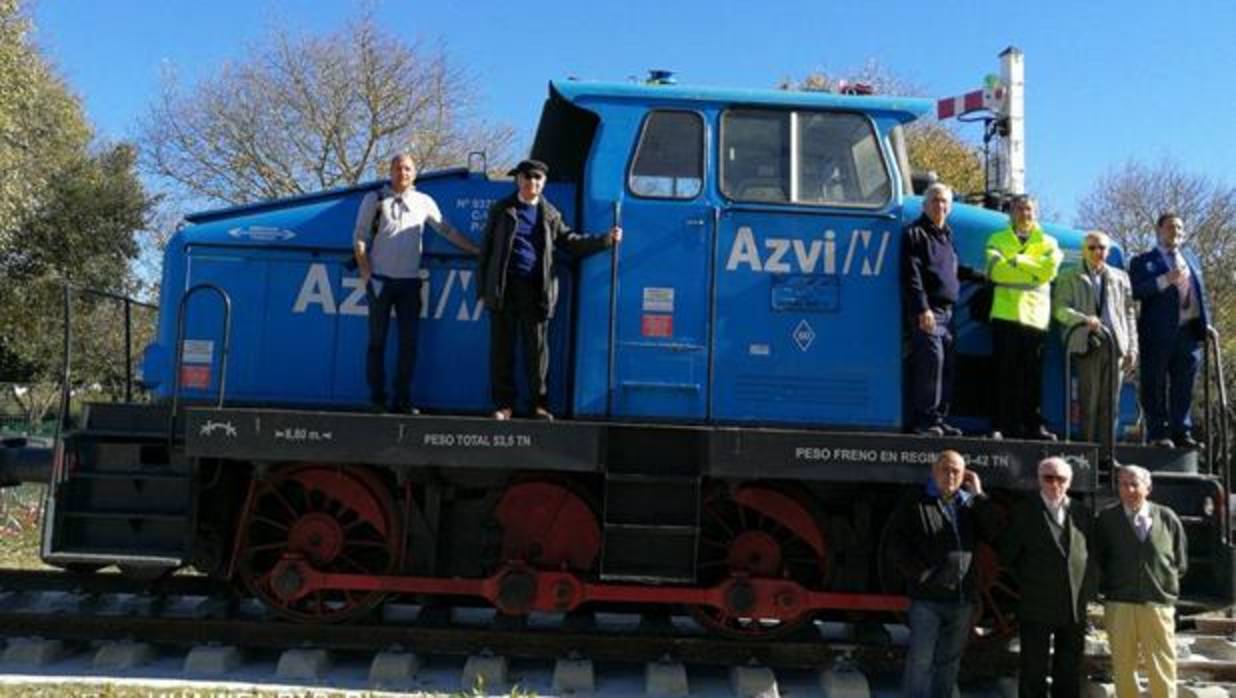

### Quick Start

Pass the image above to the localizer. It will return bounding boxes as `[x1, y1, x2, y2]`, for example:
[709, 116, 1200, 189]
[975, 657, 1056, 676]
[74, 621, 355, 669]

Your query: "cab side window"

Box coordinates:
[628, 111, 704, 199]
[797, 112, 890, 206]
[721, 108, 890, 208]
[721, 110, 790, 203]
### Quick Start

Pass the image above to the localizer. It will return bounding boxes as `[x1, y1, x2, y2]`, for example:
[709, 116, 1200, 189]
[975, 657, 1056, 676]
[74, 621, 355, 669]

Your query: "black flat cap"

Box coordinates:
[508, 159, 549, 177]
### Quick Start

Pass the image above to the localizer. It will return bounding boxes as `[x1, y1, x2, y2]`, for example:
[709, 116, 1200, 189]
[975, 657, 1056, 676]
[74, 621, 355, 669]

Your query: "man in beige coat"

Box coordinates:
[1052, 231, 1137, 446]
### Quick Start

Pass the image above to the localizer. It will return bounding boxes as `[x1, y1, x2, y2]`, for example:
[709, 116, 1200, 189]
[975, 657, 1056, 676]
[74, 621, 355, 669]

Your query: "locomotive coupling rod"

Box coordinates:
[268, 560, 909, 618]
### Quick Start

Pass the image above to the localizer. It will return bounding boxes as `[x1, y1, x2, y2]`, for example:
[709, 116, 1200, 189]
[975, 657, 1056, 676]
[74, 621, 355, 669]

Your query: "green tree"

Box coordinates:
[139, 11, 515, 206]
[0, 0, 153, 422]
[0, 0, 90, 251]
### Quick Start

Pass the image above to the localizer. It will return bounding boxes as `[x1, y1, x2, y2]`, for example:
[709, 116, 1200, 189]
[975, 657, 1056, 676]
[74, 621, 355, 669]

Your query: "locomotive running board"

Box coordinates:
[184, 408, 604, 471]
[706, 429, 1102, 492]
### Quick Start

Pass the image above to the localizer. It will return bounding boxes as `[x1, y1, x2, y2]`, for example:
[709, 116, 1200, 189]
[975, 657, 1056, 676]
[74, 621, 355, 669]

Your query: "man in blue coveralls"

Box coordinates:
[900, 183, 982, 436]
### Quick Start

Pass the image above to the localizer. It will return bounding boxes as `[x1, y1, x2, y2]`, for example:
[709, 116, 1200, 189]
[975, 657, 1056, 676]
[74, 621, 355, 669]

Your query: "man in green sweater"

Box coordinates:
[1093, 465, 1188, 698]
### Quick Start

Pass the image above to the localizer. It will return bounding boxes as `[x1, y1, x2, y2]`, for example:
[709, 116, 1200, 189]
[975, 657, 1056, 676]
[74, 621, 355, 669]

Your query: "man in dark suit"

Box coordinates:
[1129, 212, 1211, 449]
[1001, 457, 1093, 698]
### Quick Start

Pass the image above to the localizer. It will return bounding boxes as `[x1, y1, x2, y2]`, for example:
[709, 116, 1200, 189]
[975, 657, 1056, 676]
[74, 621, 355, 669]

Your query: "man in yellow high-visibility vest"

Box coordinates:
[985, 196, 1063, 440]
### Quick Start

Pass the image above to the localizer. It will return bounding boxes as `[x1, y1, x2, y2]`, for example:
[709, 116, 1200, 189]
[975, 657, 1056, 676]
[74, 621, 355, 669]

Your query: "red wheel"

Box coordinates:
[690, 487, 828, 640]
[494, 481, 601, 572]
[236, 464, 401, 623]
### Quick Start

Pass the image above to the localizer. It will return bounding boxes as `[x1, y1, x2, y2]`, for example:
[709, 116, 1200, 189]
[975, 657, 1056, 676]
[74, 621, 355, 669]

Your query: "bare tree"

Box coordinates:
[139, 12, 515, 206]
[1078, 159, 1236, 437]
[1076, 158, 1236, 269]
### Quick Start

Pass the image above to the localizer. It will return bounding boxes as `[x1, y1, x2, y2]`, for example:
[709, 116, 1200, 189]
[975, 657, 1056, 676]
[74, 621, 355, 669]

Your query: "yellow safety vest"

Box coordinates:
[984, 226, 1062, 330]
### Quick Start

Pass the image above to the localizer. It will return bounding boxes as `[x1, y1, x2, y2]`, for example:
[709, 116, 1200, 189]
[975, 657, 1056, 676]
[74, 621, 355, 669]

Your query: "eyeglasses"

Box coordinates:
[1086, 245, 1107, 251]
[1041, 474, 1068, 483]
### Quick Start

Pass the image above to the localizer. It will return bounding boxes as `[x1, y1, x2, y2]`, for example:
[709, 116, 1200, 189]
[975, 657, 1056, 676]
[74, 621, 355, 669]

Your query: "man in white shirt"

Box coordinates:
[353, 154, 479, 413]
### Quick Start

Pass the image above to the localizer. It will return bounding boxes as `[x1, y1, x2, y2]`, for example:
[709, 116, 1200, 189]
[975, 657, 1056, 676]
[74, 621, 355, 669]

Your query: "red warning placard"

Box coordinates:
[641, 314, 673, 338]
[181, 365, 211, 389]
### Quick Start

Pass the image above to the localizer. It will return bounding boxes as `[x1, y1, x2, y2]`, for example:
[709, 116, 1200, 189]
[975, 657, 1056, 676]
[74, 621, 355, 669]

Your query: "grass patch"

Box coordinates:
[0, 484, 51, 570]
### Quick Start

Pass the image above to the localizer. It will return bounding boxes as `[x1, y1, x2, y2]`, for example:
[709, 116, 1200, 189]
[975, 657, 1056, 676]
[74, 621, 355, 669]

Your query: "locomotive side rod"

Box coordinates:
[268, 559, 908, 620]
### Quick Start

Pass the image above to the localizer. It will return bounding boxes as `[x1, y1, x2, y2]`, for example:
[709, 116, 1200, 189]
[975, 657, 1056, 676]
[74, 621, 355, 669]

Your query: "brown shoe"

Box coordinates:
[492, 407, 512, 421]
[533, 407, 554, 421]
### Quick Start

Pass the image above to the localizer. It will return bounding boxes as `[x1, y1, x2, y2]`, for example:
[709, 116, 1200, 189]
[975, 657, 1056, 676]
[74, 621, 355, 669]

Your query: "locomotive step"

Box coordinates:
[60, 511, 189, 523]
[66, 470, 190, 482]
[603, 524, 699, 534]
[40, 551, 184, 566]
[604, 473, 703, 484]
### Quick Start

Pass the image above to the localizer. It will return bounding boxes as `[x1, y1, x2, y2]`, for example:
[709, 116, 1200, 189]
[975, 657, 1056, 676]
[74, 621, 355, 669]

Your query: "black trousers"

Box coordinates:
[991, 318, 1047, 437]
[907, 307, 954, 430]
[365, 277, 422, 407]
[1018, 619, 1086, 698]
[490, 278, 549, 411]
[1140, 324, 1203, 441]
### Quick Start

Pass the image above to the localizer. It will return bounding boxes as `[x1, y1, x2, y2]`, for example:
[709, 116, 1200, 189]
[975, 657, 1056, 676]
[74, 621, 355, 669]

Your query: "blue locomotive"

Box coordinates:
[28, 78, 1233, 638]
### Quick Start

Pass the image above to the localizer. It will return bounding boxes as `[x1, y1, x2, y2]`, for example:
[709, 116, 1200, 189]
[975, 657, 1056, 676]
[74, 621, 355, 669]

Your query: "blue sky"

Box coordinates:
[33, 0, 1236, 225]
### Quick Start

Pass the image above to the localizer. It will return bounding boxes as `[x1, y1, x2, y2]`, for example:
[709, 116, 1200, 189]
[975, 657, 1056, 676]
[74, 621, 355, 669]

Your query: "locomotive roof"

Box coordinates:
[182, 167, 472, 226]
[551, 79, 933, 122]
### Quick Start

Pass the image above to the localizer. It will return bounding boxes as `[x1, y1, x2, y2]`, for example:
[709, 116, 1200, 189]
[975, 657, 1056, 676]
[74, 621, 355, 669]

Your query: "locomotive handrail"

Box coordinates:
[1061, 323, 1118, 485]
[53, 283, 158, 459]
[466, 151, 488, 174]
[1060, 323, 1117, 441]
[606, 200, 622, 416]
[168, 284, 233, 444]
[1204, 327, 1230, 536]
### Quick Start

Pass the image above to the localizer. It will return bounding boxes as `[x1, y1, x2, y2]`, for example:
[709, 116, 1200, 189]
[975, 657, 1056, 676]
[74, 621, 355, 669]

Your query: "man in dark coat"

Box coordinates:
[1001, 457, 1093, 698]
[888, 449, 995, 698]
[478, 159, 620, 420]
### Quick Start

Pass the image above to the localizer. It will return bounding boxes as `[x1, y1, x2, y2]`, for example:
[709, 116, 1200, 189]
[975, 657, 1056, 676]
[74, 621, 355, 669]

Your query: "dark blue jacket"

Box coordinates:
[887, 478, 996, 602]
[1128, 247, 1209, 346]
[900, 214, 981, 316]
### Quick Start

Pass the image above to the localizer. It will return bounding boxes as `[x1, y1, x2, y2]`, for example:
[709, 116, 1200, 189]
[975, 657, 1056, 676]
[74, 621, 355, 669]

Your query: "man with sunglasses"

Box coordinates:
[1001, 457, 1093, 698]
[1053, 231, 1138, 448]
[478, 159, 621, 420]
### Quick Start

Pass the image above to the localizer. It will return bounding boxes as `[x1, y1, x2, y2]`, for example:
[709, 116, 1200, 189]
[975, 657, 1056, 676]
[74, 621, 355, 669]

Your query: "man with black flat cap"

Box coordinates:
[478, 159, 621, 420]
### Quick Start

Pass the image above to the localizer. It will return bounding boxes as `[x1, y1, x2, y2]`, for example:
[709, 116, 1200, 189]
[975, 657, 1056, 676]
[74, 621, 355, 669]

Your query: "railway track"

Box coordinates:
[1, 568, 1234, 695]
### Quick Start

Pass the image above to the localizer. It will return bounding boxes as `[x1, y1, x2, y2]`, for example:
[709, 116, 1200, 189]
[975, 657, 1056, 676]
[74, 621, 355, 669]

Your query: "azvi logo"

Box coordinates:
[292, 263, 483, 321]
[725, 227, 890, 276]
